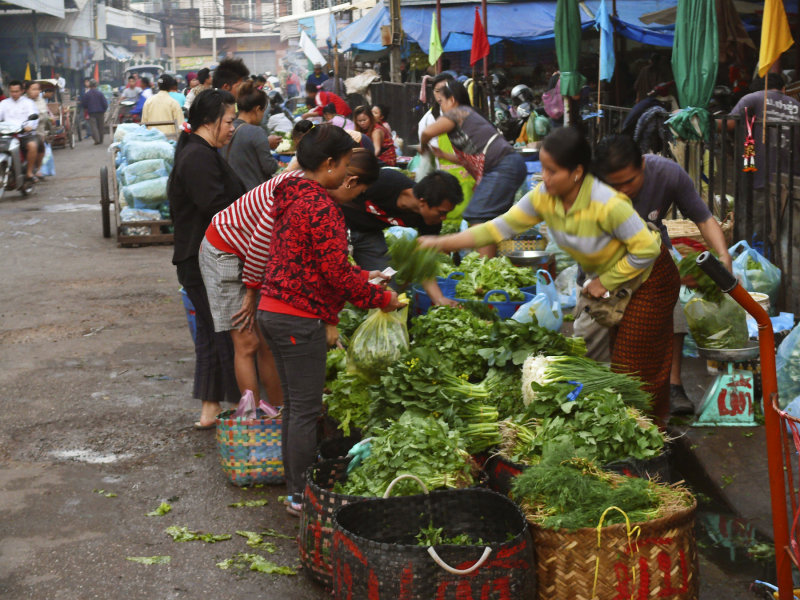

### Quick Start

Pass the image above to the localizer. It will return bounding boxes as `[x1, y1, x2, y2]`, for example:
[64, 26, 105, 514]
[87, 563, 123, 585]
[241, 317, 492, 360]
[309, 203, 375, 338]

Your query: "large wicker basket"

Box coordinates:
[665, 213, 734, 257]
[531, 495, 697, 600]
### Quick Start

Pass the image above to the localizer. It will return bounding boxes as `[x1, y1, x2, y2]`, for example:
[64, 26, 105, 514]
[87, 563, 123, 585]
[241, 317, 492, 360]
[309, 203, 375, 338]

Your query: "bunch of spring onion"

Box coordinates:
[521, 355, 652, 412]
[460, 404, 502, 453]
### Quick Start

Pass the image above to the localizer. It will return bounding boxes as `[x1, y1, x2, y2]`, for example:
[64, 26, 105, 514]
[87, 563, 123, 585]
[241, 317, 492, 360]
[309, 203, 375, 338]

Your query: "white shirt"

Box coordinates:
[57, 76, 66, 91]
[0, 95, 39, 129]
[142, 88, 153, 100]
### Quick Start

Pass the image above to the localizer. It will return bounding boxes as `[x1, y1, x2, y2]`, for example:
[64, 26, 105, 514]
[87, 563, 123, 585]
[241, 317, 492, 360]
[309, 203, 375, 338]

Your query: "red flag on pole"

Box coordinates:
[470, 7, 490, 66]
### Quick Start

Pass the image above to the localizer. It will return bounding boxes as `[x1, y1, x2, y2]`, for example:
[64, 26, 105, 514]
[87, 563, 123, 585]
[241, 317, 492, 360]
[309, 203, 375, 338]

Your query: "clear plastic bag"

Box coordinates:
[684, 295, 749, 350]
[121, 176, 168, 209]
[123, 140, 175, 164]
[119, 158, 169, 187]
[512, 270, 563, 331]
[346, 306, 409, 379]
[730, 241, 781, 312]
[554, 264, 578, 309]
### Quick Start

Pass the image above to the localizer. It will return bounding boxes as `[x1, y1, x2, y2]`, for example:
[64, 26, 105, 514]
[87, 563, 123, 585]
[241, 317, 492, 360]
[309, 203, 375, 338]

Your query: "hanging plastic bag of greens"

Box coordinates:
[684, 295, 749, 350]
[730, 241, 781, 312]
[346, 300, 409, 379]
[777, 322, 800, 408]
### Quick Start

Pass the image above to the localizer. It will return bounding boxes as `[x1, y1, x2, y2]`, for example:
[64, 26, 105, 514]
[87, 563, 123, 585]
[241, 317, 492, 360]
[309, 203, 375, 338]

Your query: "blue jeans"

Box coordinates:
[463, 151, 527, 223]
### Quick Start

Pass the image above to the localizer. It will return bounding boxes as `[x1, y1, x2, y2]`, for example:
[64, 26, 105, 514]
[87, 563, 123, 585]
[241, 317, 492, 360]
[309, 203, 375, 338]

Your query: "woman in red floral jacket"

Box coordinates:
[257, 124, 404, 515]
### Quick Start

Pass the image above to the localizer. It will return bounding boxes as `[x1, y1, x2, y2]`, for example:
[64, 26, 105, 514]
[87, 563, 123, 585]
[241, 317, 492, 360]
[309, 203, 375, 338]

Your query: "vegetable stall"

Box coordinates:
[302, 239, 700, 599]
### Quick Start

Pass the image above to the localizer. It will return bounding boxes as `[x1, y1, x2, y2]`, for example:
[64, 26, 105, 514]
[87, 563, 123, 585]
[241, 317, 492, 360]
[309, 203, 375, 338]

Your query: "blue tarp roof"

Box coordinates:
[337, 0, 754, 53]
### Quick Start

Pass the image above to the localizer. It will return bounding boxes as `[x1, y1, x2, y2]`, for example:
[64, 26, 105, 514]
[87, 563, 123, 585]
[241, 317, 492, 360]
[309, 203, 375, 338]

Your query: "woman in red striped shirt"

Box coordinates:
[198, 148, 381, 409]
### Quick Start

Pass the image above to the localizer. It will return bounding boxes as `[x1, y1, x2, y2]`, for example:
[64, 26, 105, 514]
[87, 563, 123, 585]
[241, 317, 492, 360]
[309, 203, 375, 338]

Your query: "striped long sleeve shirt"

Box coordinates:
[207, 170, 303, 288]
[471, 175, 662, 290]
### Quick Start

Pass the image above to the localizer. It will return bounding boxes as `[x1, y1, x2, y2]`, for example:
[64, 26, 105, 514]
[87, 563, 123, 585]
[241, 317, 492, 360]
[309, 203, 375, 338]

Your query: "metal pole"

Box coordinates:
[32, 10, 41, 79]
[481, 0, 488, 81]
[436, 0, 441, 74]
[170, 25, 176, 73]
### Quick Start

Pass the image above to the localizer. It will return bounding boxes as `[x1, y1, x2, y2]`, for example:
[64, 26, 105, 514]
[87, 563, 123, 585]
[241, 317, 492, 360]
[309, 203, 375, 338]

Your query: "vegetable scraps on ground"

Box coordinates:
[165, 526, 231, 543]
[217, 553, 297, 575]
[126, 556, 171, 565]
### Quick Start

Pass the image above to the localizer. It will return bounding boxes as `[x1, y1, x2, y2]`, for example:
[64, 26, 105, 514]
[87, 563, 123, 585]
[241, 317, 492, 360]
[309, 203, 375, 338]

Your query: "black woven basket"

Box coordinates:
[317, 435, 361, 462]
[298, 457, 366, 589]
[484, 453, 528, 496]
[332, 478, 536, 600]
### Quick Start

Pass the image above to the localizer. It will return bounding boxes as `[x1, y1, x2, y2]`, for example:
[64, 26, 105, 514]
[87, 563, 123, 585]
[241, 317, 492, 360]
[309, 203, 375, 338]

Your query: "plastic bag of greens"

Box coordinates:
[777, 322, 800, 408]
[346, 305, 409, 379]
[122, 176, 169, 209]
[512, 270, 563, 331]
[730, 241, 781, 312]
[124, 140, 175, 163]
[684, 295, 749, 350]
[119, 158, 169, 186]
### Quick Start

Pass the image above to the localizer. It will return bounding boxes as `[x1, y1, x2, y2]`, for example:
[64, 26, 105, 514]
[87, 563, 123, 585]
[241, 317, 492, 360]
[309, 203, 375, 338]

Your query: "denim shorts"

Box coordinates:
[462, 151, 527, 223]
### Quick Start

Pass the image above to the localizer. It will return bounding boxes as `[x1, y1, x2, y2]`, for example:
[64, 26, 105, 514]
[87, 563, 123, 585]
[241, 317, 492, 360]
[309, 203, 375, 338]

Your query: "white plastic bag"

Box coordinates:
[730, 241, 781, 312]
[554, 264, 578, 309]
[512, 270, 563, 331]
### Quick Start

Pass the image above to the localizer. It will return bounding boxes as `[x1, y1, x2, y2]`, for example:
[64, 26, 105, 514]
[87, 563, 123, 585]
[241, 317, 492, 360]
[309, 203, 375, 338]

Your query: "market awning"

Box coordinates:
[104, 43, 134, 62]
[0, 0, 64, 19]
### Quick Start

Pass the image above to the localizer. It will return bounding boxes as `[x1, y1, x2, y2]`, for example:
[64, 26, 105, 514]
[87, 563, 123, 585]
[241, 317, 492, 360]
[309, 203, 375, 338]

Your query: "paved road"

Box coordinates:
[0, 139, 760, 599]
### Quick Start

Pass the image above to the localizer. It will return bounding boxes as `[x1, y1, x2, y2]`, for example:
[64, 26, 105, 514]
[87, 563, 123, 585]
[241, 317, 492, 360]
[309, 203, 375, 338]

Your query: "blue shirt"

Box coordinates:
[81, 89, 108, 114]
[169, 91, 185, 107]
[306, 72, 329, 88]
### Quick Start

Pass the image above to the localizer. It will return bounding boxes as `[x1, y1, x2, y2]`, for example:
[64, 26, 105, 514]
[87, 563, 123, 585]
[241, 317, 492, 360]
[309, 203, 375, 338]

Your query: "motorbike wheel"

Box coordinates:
[100, 166, 111, 239]
[0, 163, 7, 200]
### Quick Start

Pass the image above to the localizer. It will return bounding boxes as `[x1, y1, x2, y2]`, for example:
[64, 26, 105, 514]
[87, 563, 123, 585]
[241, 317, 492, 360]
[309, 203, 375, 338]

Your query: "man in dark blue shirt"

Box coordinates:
[306, 63, 329, 89]
[80, 79, 108, 144]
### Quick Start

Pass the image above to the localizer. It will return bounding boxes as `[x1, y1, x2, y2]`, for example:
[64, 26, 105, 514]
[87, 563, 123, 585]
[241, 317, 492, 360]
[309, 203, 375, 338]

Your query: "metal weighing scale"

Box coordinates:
[694, 342, 760, 427]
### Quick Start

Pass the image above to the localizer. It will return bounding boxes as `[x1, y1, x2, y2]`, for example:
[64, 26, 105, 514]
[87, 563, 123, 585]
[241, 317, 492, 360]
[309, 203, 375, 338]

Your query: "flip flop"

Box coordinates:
[193, 421, 215, 430]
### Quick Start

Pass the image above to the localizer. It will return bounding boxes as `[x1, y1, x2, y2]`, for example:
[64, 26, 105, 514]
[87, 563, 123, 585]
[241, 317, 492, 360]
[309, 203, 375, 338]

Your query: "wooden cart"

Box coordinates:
[100, 121, 178, 247]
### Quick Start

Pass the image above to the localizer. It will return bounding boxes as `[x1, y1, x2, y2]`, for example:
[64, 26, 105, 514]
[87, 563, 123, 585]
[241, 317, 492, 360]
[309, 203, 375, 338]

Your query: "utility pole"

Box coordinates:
[32, 10, 41, 79]
[388, 0, 401, 83]
[435, 0, 441, 73]
[170, 24, 176, 72]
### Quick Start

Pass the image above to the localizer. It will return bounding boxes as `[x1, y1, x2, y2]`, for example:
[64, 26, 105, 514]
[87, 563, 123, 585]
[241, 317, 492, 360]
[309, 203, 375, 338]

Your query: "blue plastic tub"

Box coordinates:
[179, 288, 197, 344]
[411, 272, 464, 316]
[469, 289, 535, 319]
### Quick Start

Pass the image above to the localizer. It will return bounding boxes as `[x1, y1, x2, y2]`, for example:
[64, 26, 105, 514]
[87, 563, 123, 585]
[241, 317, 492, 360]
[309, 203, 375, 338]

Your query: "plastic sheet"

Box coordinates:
[121, 176, 168, 209]
[119, 159, 169, 187]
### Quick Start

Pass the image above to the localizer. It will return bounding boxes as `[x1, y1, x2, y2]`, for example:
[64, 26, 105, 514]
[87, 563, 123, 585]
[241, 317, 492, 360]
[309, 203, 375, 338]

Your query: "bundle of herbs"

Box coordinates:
[677, 251, 723, 303]
[409, 306, 494, 380]
[334, 412, 475, 497]
[453, 253, 537, 301]
[477, 319, 586, 369]
[388, 235, 448, 289]
[323, 370, 374, 436]
[511, 444, 689, 530]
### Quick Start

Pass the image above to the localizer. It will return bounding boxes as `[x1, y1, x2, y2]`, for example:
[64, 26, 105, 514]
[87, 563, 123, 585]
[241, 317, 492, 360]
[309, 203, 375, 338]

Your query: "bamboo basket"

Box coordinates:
[530, 493, 698, 600]
[665, 213, 734, 257]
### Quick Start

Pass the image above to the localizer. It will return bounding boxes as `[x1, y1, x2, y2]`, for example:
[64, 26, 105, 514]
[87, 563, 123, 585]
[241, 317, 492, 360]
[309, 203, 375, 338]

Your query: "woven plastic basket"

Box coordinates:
[665, 214, 734, 257]
[215, 409, 284, 486]
[531, 494, 697, 600]
[298, 457, 365, 589]
[332, 476, 536, 600]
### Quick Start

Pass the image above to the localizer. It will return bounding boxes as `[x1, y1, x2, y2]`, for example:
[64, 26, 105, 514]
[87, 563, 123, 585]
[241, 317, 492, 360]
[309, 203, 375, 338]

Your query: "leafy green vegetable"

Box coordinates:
[216, 553, 297, 575]
[165, 526, 232, 543]
[678, 251, 723, 303]
[409, 306, 494, 380]
[126, 556, 171, 564]
[146, 502, 172, 516]
[325, 348, 347, 386]
[453, 253, 536, 301]
[335, 412, 475, 497]
[260, 528, 295, 540]
[93, 489, 117, 498]
[511, 445, 665, 530]
[684, 295, 749, 350]
[416, 523, 484, 546]
[236, 531, 278, 552]
[388, 235, 444, 289]
[323, 371, 373, 435]
[337, 304, 368, 346]
[228, 499, 269, 508]
[477, 319, 585, 369]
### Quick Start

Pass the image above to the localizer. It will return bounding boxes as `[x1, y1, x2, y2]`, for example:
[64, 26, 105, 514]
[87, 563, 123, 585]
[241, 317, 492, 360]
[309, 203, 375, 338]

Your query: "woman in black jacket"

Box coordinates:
[169, 89, 246, 428]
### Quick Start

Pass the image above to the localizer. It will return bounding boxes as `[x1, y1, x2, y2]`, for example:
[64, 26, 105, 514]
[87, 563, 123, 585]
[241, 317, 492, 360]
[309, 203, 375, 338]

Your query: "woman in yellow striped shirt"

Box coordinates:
[420, 127, 680, 424]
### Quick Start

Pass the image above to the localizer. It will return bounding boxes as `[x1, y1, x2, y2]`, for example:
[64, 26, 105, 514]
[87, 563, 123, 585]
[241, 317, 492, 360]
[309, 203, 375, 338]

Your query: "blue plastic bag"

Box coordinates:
[512, 269, 563, 331]
[40, 143, 55, 176]
[730, 240, 781, 312]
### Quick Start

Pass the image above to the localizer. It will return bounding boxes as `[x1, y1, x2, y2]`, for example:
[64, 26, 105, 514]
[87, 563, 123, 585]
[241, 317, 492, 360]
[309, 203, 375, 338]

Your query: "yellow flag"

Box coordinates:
[24, 62, 31, 80]
[428, 13, 443, 67]
[758, 0, 795, 77]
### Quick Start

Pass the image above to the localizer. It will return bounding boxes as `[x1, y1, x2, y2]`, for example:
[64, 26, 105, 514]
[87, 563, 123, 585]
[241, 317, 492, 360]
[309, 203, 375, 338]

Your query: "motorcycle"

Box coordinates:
[0, 114, 39, 199]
